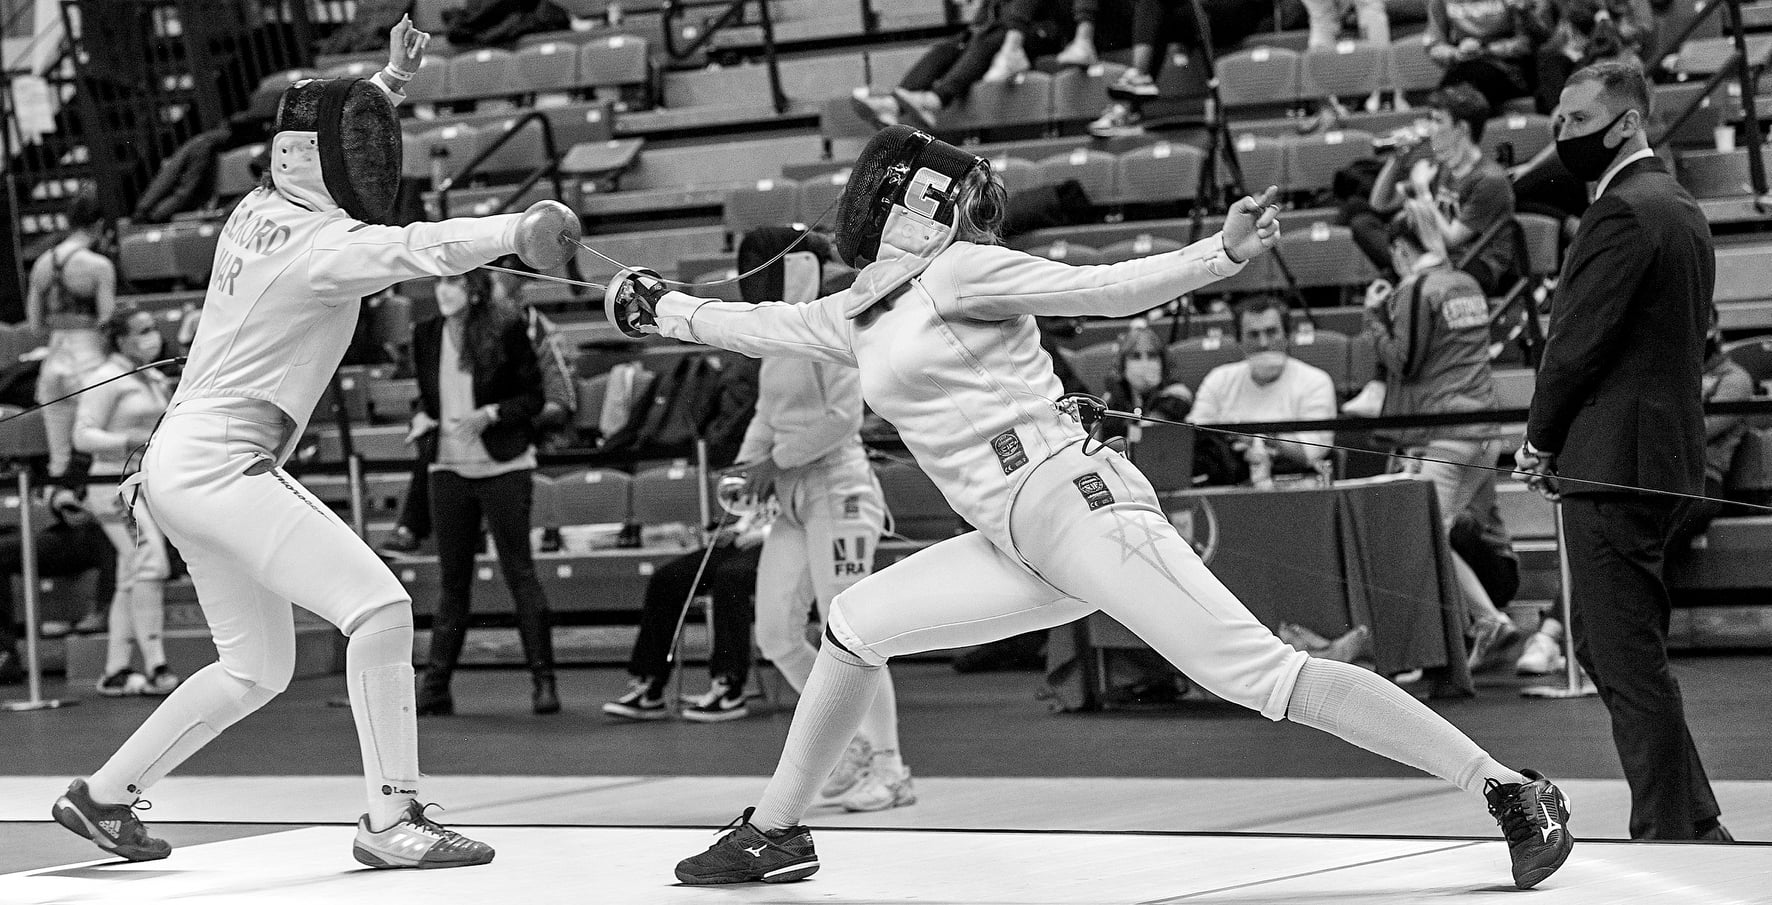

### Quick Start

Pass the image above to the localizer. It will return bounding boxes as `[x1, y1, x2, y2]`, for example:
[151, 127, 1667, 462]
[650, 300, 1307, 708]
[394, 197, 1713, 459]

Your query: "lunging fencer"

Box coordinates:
[608, 124, 1576, 890]
[51, 16, 583, 869]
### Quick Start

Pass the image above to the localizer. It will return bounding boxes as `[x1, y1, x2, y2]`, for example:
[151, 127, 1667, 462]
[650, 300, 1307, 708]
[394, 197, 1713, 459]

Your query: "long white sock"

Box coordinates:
[347, 604, 421, 832]
[131, 581, 169, 671]
[856, 667, 901, 774]
[1285, 658, 1526, 797]
[750, 642, 883, 832]
[87, 661, 279, 804]
[102, 587, 136, 676]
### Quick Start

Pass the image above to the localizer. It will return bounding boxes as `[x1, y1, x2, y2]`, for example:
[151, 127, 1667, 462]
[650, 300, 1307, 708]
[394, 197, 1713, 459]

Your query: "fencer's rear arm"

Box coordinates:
[654, 291, 858, 367]
[943, 237, 1246, 320]
[309, 214, 523, 300]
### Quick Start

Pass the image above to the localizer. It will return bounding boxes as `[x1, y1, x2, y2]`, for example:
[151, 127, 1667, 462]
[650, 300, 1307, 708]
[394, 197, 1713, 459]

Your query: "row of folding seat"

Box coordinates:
[318, 38, 651, 108]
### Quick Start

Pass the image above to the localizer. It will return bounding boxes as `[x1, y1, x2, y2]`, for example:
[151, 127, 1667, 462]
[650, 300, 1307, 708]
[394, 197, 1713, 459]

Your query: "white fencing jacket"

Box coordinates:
[655, 235, 1246, 554]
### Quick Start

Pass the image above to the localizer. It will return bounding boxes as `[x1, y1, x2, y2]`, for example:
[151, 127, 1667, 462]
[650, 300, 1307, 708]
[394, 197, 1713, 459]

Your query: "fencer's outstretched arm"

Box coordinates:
[937, 236, 1247, 321]
[310, 214, 523, 301]
[654, 291, 858, 367]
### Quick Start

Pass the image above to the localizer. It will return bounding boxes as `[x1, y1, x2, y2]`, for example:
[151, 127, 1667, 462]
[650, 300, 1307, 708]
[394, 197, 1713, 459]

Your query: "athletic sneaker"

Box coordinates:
[1468, 617, 1523, 673]
[892, 88, 942, 130]
[602, 676, 669, 721]
[96, 669, 149, 697]
[675, 807, 819, 885]
[682, 676, 749, 723]
[52, 779, 171, 862]
[982, 45, 1031, 83]
[840, 757, 917, 812]
[1089, 103, 1145, 139]
[143, 665, 181, 696]
[352, 800, 495, 869]
[850, 88, 900, 130]
[1484, 769, 1574, 890]
[819, 737, 872, 799]
[1106, 69, 1159, 100]
[1515, 631, 1566, 676]
[1055, 35, 1099, 68]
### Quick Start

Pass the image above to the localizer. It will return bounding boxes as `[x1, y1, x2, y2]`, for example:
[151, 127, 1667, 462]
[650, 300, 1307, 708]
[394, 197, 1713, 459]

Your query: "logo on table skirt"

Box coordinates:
[1074, 473, 1116, 510]
[831, 535, 872, 578]
[991, 429, 1028, 474]
[1165, 496, 1219, 565]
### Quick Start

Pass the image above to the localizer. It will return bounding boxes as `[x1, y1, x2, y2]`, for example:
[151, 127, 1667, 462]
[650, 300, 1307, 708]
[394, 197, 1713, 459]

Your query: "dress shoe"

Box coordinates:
[532, 673, 560, 715]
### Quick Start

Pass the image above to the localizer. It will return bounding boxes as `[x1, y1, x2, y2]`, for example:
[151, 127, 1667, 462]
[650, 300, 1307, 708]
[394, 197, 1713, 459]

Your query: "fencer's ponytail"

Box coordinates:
[953, 166, 1008, 248]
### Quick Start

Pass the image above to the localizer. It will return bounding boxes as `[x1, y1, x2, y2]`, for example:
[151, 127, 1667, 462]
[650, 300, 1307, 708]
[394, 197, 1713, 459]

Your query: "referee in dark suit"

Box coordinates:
[1516, 61, 1728, 841]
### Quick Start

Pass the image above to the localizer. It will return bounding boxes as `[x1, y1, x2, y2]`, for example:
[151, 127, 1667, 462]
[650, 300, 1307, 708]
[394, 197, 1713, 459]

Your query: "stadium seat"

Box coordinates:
[1516, 213, 1562, 277]
[1678, 148, 1761, 199]
[1038, 148, 1116, 207]
[515, 41, 582, 97]
[580, 34, 650, 105]
[365, 377, 415, 424]
[118, 228, 182, 285]
[631, 463, 708, 531]
[1672, 35, 1772, 78]
[401, 55, 450, 107]
[550, 467, 633, 527]
[874, 458, 959, 541]
[1650, 82, 1734, 148]
[257, 68, 321, 93]
[946, 70, 1052, 133]
[0, 406, 49, 463]
[1216, 46, 1300, 110]
[1069, 341, 1121, 395]
[473, 115, 550, 177]
[1724, 337, 1772, 391]
[446, 49, 520, 106]
[988, 156, 1043, 197]
[1302, 42, 1385, 101]
[796, 169, 851, 224]
[1284, 130, 1376, 195]
[1099, 234, 1184, 265]
[402, 124, 481, 180]
[1287, 326, 1352, 388]
[1023, 240, 1104, 266]
[1385, 39, 1441, 93]
[1116, 141, 1206, 205]
[724, 177, 802, 234]
[1227, 133, 1287, 197]
[1276, 223, 1379, 288]
[216, 144, 263, 201]
[1051, 62, 1132, 123]
[1166, 335, 1246, 390]
[1482, 113, 1552, 167]
[413, 0, 458, 34]
[169, 222, 220, 284]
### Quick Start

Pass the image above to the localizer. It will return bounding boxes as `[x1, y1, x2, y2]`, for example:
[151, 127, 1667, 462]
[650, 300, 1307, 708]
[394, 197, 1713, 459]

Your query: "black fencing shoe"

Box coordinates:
[52, 779, 171, 862]
[1485, 769, 1574, 889]
[675, 807, 818, 885]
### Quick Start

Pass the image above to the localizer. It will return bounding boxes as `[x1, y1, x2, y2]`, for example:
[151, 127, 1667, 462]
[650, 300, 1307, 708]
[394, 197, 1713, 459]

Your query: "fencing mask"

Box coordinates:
[833, 124, 990, 318]
[271, 78, 401, 223]
[738, 226, 830, 305]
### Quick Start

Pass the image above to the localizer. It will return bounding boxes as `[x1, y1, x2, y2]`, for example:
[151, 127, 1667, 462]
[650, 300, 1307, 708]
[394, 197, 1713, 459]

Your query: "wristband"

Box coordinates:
[384, 63, 416, 82]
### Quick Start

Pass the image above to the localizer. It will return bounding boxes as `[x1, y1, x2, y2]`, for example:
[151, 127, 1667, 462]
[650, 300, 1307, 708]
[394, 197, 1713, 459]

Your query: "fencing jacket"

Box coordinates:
[738, 358, 865, 471]
[655, 235, 1245, 554]
[172, 71, 521, 464]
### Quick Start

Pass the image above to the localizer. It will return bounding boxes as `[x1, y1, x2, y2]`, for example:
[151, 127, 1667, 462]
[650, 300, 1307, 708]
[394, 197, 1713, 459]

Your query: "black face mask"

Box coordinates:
[1555, 110, 1632, 182]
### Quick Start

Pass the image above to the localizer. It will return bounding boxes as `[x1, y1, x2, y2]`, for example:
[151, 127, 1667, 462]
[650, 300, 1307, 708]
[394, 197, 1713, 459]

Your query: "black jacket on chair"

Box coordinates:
[413, 314, 545, 463]
[1527, 157, 1714, 497]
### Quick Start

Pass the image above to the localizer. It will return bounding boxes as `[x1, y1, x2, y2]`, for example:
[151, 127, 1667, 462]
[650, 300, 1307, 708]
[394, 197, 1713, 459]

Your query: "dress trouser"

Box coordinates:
[426, 468, 555, 680]
[627, 544, 761, 686]
[1561, 492, 1721, 839]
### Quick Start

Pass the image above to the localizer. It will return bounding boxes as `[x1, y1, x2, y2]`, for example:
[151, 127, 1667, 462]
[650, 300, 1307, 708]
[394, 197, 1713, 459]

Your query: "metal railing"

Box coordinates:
[661, 0, 787, 114]
[1652, 0, 1772, 210]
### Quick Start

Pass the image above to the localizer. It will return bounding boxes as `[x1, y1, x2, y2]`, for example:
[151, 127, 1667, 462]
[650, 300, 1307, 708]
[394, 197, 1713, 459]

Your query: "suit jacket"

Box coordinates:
[413, 313, 545, 463]
[1527, 156, 1714, 497]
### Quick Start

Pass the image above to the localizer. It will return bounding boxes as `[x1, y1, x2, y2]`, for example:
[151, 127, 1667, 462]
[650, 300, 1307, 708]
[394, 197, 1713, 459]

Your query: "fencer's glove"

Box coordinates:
[605, 267, 665, 338]
[1222, 185, 1282, 264]
[1514, 441, 1562, 502]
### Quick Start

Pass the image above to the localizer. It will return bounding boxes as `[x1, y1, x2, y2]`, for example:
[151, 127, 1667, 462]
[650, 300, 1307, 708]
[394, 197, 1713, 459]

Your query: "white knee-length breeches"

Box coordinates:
[139, 399, 411, 689]
[754, 452, 886, 668]
[825, 441, 1309, 720]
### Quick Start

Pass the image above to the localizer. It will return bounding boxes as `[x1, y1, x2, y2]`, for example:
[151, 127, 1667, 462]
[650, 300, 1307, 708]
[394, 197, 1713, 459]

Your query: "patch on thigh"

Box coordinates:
[1073, 472, 1116, 510]
[830, 533, 874, 581]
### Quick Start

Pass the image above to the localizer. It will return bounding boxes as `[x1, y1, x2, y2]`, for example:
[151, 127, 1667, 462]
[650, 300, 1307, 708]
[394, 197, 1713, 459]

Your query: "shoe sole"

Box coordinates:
[674, 859, 819, 885]
[1514, 835, 1574, 890]
[841, 790, 918, 813]
[602, 703, 669, 721]
[52, 796, 170, 862]
[353, 843, 495, 870]
[1106, 84, 1160, 101]
[681, 706, 749, 723]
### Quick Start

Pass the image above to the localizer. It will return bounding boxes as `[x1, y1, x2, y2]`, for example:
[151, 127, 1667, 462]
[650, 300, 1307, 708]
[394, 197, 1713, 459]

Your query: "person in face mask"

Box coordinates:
[1098, 320, 1193, 444]
[1189, 296, 1337, 484]
[1517, 60, 1728, 842]
[74, 308, 179, 698]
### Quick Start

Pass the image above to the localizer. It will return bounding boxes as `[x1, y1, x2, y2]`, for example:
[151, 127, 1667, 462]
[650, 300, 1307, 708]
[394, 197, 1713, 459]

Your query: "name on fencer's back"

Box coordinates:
[211, 203, 292, 297]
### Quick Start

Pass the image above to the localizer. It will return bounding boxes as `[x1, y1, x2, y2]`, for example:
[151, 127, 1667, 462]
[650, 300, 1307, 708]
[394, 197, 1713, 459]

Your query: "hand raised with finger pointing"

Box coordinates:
[1222, 185, 1282, 264]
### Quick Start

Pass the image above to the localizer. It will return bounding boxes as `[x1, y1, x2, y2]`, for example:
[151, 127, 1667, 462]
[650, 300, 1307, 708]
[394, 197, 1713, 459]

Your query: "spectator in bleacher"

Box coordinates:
[74, 308, 180, 697]
[1364, 84, 1521, 296]
[1304, 0, 1391, 50]
[1532, 0, 1649, 115]
[1668, 328, 1754, 550]
[1424, 0, 1541, 110]
[1098, 319, 1193, 443]
[410, 267, 560, 717]
[1087, 0, 1276, 138]
[0, 486, 117, 685]
[1190, 296, 1337, 488]
[851, 0, 1073, 131]
[442, 0, 569, 48]
[1358, 221, 1522, 670]
[25, 191, 116, 479]
[601, 509, 767, 722]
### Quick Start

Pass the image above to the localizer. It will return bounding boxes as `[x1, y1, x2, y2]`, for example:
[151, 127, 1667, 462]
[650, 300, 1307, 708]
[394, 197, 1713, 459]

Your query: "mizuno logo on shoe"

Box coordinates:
[744, 845, 766, 857]
[1538, 796, 1564, 841]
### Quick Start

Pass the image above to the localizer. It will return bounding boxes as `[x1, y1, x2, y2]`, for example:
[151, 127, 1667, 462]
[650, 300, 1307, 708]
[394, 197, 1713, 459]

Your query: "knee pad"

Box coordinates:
[824, 599, 888, 668]
[347, 600, 414, 640]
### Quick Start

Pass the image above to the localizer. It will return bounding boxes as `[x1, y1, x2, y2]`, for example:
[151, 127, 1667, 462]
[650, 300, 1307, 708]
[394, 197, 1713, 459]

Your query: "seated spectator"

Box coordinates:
[1359, 221, 1521, 671]
[1099, 319, 1193, 443]
[1425, 0, 1542, 111]
[443, 0, 568, 48]
[0, 486, 117, 682]
[1190, 296, 1337, 488]
[1669, 329, 1754, 550]
[1089, 0, 1282, 137]
[602, 516, 766, 722]
[853, 0, 1072, 130]
[1304, 0, 1391, 50]
[1533, 0, 1649, 114]
[1361, 85, 1521, 296]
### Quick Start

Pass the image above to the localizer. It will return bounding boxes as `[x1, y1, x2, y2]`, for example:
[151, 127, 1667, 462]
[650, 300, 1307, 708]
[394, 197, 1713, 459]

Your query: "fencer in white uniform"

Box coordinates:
[729, 228, 903, 811]
[51, 16, 582, 870]
[612, 125, 1574, 891]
